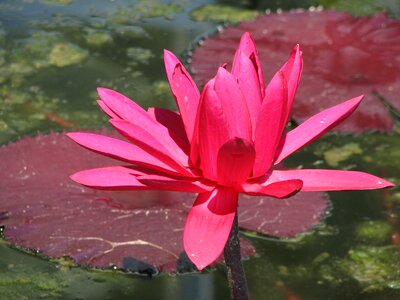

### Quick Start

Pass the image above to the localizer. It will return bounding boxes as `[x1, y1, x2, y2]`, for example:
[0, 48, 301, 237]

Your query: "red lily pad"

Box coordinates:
[189, 10, 400, 132]
[0, 131, 328, 273]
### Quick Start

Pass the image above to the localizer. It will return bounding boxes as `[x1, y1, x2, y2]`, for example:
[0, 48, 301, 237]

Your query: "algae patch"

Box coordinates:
[112, 0, 184, 23]
[85, 31, 113, 48]
[49, 43, 88, 67]
[354, 221, 392, 245]
[191, 4, 259, 23]
[323, 142, 362, 167]
[126, 47, 154, 66]
[39, 0, 74, 5]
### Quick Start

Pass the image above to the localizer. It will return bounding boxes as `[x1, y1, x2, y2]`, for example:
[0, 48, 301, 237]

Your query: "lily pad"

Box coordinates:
[239, 192, 329, 238]
[0, 131, 328, 273]
[188, 10, 400, 132]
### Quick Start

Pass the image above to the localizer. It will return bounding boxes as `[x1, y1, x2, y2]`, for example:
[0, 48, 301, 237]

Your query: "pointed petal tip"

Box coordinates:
[241, 31, 252, 40]
[163, 49, 180, 68]
[163, 48, 174, 59]
[343, 94, 364, 109]
[96, 86, 108, 95]
[97, 87, 118, 101]
[215, 66, 232, 82]
[66, 132, 80, 141]
[69, 172, 82, 184]
[379, 178, 396, 188]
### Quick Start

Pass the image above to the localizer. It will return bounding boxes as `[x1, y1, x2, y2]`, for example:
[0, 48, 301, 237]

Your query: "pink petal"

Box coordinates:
[214, 67, 252, 141]
[97, 88, 153, 125]
[268, 169, 395, 191]
[183, 187, 238, 270]
[240, 179, 303, 198]
[275, 96, 363, 164]
[279, 44, 303, 121]
[98, 88, 186, 158]
[96, 100, 120, 119]
[67, 132, 179, 175]
[147, 107, 190, 154]
[109, 120, 192, 177]
[231, 32, 265, 97]
[253, 71, 287, 177]
[137, 174, 215, 193]
[163, 50, 200, 142]
[217, 138, 255, 186]
[197, 80, 230, 180]
[70, 166, 146, 190]
[231, 51, 262, 137]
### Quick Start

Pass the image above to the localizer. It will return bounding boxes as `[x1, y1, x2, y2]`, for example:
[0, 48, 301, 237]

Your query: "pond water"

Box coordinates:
[0, 0, 400, 299]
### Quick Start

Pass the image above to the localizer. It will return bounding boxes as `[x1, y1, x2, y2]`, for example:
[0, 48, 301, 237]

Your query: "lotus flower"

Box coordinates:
[67, 32, 394, 270]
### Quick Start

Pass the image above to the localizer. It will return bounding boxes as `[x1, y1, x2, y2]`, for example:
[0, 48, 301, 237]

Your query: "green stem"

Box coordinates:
[224, 212, 250, 300]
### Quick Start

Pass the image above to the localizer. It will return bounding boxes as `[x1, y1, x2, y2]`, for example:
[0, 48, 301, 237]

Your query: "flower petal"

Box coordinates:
[217, 137, 255, 186]
[147, 107, 190, 155]
[231, 51, 262, 136]
[253, 71, 287, 177]
[97, 88, 153, 125]
[70, 166, 146, 190]
[109, 119, 192, 177]
[96, 100, 120, 119]
[67, 132, 180, 175]
[232, 32, 265, 97]
[183, 187, 238, 270]
[240, 179, 303, 198]
[98, 88, 187, 158]
[275, 96, 363, 164]
[268, 169, 395, 191]
[280, 44, 303, 121]
[214, 67, 252, 141]
[197, 80, 231, 180]
[137, 174, 214, 193]
[164, 50, 200, 142]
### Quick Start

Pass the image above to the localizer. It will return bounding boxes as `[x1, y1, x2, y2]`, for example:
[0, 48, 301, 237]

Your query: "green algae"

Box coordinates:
[111, 25, 149, 39]
[320, 0, 400, 16]
[310, 133, 400, 178]
[2, 32, 88, 83]
[49, 42, 88, 67]
[153, 80, 171, 97]
[340, 245, 400, 292]
[85, 30, 113, 48]
[390, 192, 400, 204]
[126, 47, 154, 66]
[280, 245, 400, 293]
[354, 221, 392, 245]
[38, 0, 74, 5]
[0, 261, 65, 299]
[112, 0, 184, 24]
[323, 142, 363, 167]
[191, 4, 259, 23]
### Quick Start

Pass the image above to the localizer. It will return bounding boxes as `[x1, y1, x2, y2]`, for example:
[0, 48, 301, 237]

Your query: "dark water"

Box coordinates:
[0, 0, 399, 299]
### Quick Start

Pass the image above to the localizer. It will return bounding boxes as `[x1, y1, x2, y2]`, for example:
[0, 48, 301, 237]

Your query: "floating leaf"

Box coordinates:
[0, 131, 328, 272]
[239, 192, 329, 238]
[0, 131, 252, 274]
[189, 10, 400, 132]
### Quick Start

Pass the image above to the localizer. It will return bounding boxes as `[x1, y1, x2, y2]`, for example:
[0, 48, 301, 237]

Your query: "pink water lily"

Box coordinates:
[68, 32, 394, 270]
